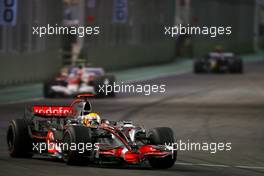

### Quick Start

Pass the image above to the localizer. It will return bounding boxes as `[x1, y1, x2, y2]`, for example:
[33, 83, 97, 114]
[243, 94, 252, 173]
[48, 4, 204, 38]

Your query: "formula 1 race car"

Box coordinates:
[43, 66, 115, 98]
[6, 94, 177, 169]
[194, 52, 243, 74]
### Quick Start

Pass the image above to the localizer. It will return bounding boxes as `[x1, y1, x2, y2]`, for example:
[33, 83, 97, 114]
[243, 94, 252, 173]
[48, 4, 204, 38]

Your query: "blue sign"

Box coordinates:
[113, 0, 128, 23]
[0, 0, 17, 26]
[87, 0, 96, 8]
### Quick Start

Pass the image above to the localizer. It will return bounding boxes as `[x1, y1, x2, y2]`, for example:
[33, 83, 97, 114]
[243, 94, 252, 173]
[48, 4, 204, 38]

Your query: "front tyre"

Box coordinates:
[62, 126, 92, 165]
[148, 127, 177, 169]
[230, 58, 243, 74]
[94, 75, 116, 97]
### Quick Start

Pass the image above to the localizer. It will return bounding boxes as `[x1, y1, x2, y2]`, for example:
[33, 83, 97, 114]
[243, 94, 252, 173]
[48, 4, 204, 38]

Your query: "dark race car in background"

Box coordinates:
[44, 66, 115, 98]
[6, 94, 177, 169]
[194, 52, 243, 74]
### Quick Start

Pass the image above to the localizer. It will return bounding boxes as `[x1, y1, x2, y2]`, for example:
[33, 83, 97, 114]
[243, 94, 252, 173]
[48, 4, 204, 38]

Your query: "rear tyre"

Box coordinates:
[43, 80, 68, 98]
[43, 81, 54, 98]
[7, 119, 33, 158]
[230, 58, 243, 74]
[194, 60, 205, 74]
[148, 127, 177, 169]
[62, 126, 92, 165]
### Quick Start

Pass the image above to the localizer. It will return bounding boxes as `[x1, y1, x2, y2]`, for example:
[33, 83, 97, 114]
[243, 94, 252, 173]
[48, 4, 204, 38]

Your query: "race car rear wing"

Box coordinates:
[33, 105, 73, 117]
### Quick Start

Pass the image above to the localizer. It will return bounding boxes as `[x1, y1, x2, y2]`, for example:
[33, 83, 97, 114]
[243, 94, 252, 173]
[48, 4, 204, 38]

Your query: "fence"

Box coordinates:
[0, 0, 62, 86]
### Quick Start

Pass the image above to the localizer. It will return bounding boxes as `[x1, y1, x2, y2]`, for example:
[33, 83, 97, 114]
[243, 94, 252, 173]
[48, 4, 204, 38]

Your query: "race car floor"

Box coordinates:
[0, 60, 264, 176]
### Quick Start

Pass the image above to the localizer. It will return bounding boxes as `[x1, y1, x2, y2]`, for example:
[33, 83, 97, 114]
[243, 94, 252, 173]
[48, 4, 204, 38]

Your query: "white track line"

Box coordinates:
[176, 162, 264, 170]
[122, 69, 190, 84]
[236, 165, 264, 170]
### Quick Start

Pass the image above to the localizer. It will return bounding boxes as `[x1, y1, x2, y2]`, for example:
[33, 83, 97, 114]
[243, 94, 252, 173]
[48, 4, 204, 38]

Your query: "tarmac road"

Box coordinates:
[0, 60, 264, 176]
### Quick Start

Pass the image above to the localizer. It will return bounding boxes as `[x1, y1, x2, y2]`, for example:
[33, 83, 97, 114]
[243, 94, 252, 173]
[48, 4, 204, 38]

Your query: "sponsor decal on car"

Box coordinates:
[33, 106, 73, 116]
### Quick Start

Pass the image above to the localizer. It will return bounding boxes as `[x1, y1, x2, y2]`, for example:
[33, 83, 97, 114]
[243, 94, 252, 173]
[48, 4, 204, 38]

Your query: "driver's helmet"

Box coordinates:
[83, 113, 101, 126]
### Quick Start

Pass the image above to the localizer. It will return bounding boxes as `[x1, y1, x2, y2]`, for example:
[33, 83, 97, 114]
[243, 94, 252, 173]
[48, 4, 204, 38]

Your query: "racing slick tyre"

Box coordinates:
[43, 80, 67, 98]
[43, 81, 55, 98]
[230, 58, 243, 74]
[62, 126, 93, 165]
[94, 75, 115, 97]
[194, 60, 205, 74]
[148, 127, 177, 169]
[6, 119, 33, 158]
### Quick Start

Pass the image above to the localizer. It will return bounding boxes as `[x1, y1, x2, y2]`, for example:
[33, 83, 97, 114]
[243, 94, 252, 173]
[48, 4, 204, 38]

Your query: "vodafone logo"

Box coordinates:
[33, 106, 73, 116]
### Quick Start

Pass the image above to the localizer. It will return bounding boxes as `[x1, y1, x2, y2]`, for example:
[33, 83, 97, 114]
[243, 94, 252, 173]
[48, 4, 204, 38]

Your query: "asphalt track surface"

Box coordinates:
[0, 60, 264, 176]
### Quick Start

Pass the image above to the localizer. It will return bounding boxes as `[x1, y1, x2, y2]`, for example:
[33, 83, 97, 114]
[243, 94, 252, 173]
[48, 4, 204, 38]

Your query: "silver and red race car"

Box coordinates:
[7, 94, 177, 169]
[44, 66, 115, 98]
